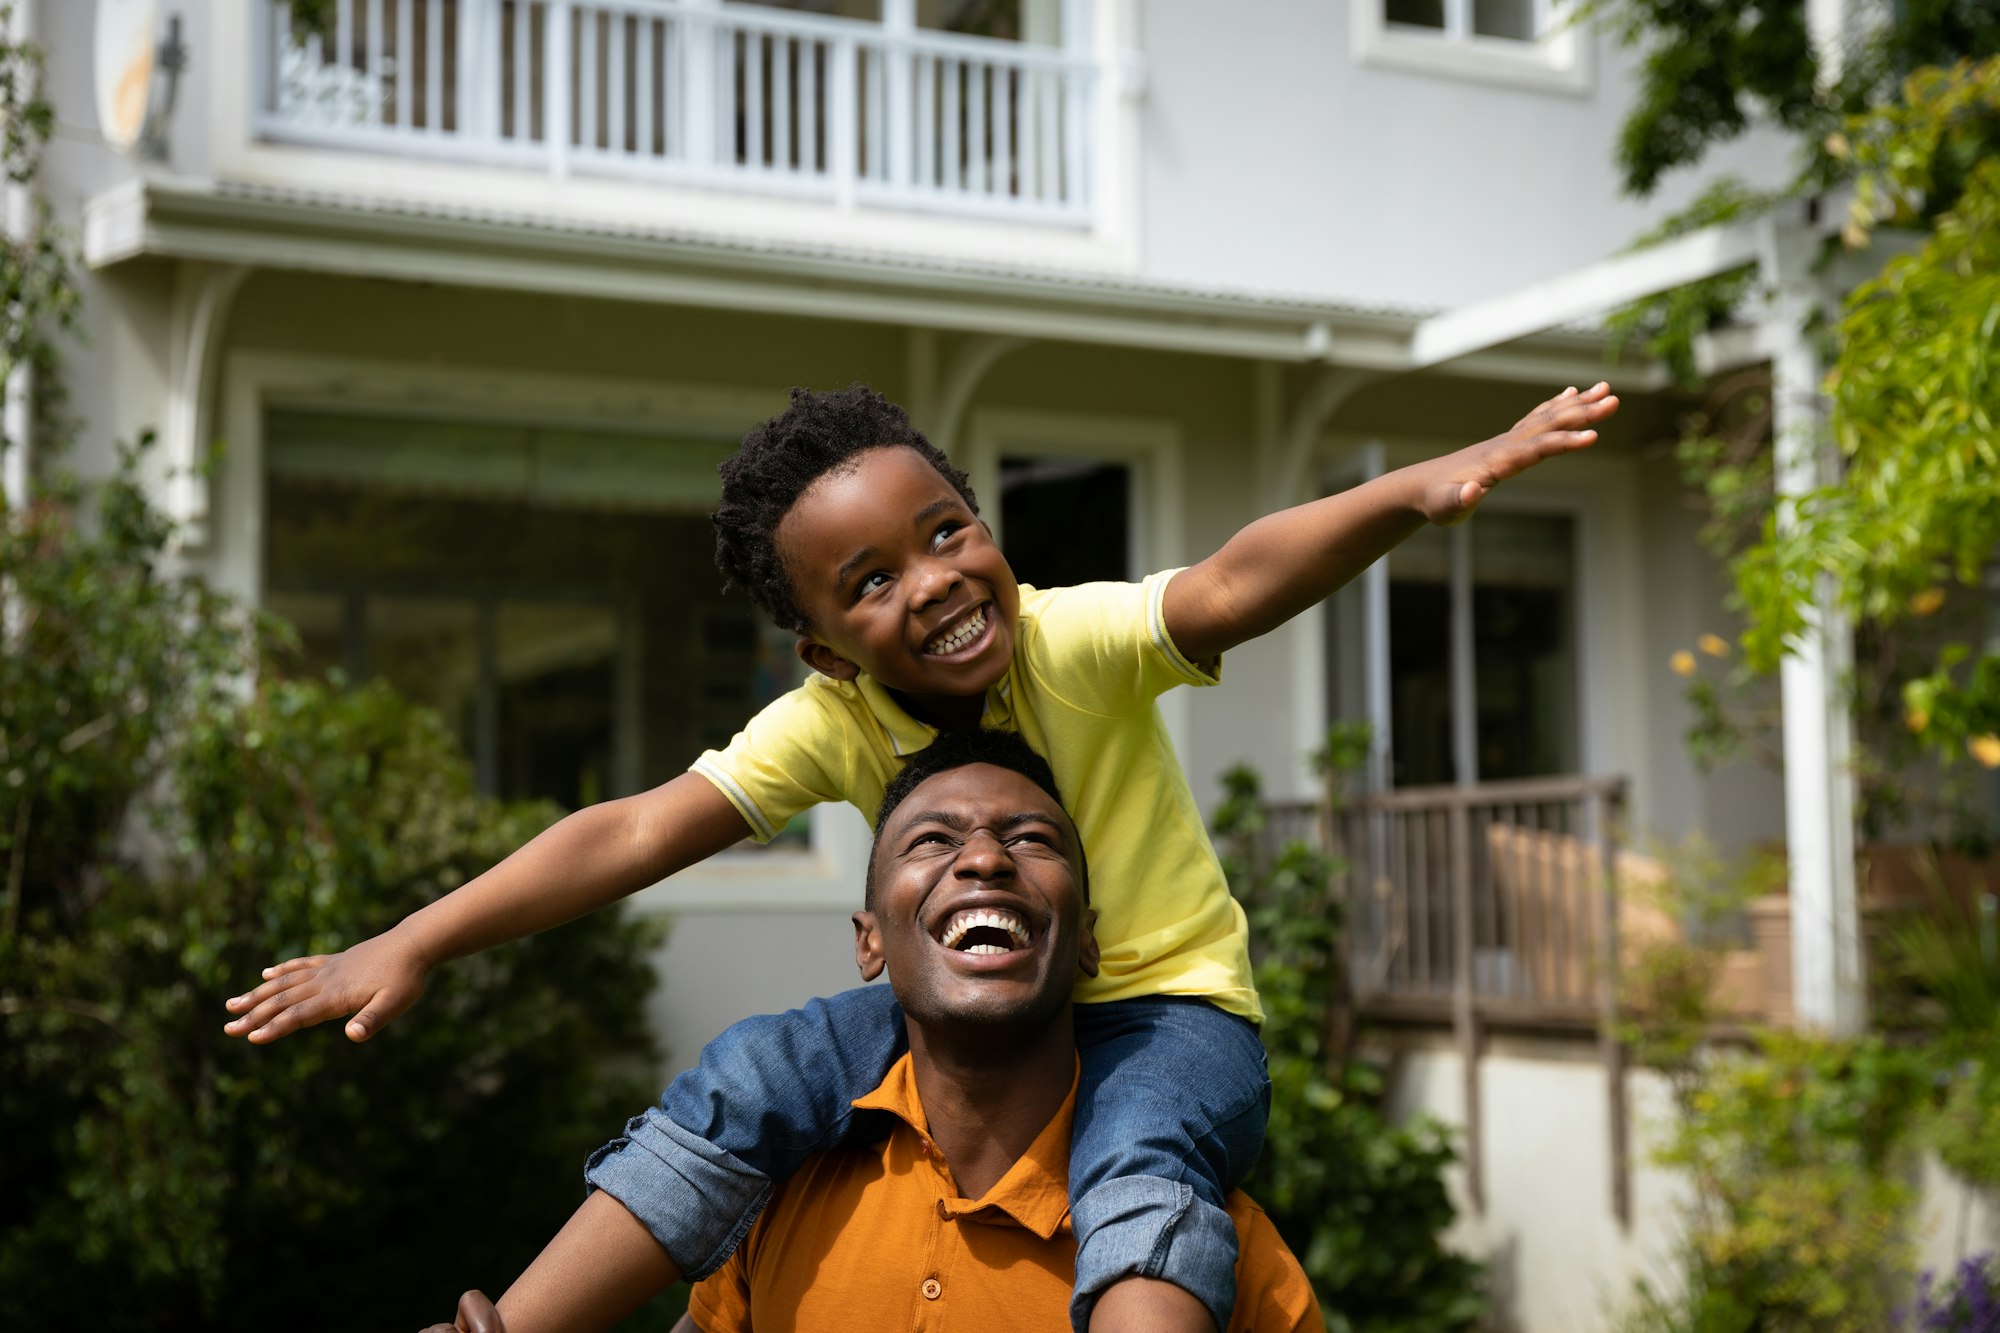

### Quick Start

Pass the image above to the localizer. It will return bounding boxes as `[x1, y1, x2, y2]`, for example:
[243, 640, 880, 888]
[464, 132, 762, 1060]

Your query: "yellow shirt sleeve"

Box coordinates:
[1018, 570, 1221, 716]
[689, 681, 855, 843]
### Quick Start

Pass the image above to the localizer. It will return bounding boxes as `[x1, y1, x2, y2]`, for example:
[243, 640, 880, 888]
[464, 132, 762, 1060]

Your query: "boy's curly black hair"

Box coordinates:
[714, 384, 979, 633]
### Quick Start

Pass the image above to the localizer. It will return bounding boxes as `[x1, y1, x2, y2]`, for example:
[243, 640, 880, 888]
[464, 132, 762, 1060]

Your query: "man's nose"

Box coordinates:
[953, 830, 1014, 879]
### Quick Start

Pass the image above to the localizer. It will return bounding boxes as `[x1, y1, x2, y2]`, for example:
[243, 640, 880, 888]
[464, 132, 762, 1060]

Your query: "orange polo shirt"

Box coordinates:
[687, 1054, 1320, 1333]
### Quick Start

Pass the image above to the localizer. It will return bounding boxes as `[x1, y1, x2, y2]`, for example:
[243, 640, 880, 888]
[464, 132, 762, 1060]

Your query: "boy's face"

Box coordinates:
[779, 446, 1020, 708]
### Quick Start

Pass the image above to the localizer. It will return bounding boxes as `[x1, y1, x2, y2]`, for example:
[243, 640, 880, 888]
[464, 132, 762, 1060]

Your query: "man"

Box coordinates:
[427, 731, 1319, 1332]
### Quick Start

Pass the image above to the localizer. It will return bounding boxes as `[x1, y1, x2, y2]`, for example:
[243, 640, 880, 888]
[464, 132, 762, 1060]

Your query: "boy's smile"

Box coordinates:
[778, 446, 1020, 727]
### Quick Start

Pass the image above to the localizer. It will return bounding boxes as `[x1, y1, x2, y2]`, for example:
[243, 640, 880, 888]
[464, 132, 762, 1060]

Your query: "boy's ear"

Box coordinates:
[797, 636, 861, 682]
[1077, 908, 1100, 980]
[853, 910, 886, 982]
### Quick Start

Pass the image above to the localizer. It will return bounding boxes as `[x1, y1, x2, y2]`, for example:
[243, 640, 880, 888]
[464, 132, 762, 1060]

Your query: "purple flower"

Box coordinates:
[1908, 1254, 2000, 1332]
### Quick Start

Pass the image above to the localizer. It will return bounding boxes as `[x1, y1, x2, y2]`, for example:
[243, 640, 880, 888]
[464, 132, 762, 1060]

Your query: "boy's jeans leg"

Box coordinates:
[582, 984, 905, 1279]
[1068, 996, 1271, 1333]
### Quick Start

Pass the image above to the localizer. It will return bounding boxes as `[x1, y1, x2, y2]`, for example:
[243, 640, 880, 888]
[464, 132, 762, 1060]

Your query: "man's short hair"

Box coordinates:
[712, 384, 980, 634]
[866, 730, 1085, 908]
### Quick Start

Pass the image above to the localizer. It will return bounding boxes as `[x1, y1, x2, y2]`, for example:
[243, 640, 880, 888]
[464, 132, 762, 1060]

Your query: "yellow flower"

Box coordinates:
[1824, 131, 1850, 160]
[1970, 735, 2000, 769]
[1698, 633, 1730, 658]
[1906, 708, 1930, 734]
[1909, 587, 1947, 616]
[1671, 650, 1698, 678]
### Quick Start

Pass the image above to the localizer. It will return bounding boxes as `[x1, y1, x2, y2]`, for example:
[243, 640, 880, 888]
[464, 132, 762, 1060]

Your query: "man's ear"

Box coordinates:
[852, 910, 886, 982]
[797, 636, 861, 682]
[1077, 908, 1100, 980]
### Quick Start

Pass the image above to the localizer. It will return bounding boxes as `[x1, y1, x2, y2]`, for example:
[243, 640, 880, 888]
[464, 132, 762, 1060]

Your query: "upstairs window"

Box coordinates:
[1354, 0, 1589, 95]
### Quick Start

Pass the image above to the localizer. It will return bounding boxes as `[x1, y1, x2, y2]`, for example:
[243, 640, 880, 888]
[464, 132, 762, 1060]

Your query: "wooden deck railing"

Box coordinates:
[1269, 774, 1630, 1028]
[1265, 773, 1632, 1220]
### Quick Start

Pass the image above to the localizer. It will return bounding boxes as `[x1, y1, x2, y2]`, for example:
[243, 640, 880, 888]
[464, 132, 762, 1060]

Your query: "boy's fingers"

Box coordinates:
[247, 988, 346, 1043]
[227, 956, 328, 1010]
[232, 981, 325, 1040]
[225, 964, 319, 1014]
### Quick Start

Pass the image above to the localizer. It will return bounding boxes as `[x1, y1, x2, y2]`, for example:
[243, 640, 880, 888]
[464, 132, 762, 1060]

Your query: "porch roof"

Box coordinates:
[83, 174, 1623, 382]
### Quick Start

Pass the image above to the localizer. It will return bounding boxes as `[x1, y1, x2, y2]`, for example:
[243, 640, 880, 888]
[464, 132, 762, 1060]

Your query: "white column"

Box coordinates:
[1767, 222, 1865, 1035]
[2, 0, 31, 520]
[1349, 442, 1392, 793]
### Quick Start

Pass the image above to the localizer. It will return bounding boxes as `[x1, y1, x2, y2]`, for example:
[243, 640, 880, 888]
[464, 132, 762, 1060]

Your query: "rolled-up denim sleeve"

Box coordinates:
[584, 1108, 773, 1280]
[584, 986, 906, 1280]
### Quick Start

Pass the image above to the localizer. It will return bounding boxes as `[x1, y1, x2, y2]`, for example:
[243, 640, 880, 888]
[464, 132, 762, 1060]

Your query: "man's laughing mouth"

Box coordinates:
[936, 905, 1032, 956]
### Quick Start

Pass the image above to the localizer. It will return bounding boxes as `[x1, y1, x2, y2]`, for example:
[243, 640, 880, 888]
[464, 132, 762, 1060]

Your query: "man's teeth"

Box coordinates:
[925, 606, 987, 656]
[938, 907, 1030, 951]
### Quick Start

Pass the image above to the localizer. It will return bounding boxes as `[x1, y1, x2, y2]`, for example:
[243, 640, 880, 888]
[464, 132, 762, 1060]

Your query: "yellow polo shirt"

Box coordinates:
[692, 571, 1260, 1022]
[686, 1053, 1322, 1333]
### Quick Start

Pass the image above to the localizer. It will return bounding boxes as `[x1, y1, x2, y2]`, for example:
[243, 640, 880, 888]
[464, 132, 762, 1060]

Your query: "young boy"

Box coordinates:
[225, 380, 1618, 1333]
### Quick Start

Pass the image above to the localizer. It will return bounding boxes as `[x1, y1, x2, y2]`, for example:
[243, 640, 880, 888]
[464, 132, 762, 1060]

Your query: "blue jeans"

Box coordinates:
[584, 987, 1270, 1332]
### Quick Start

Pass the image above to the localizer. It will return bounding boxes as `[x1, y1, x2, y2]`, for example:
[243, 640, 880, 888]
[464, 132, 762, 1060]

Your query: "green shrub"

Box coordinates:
[1214, 749, 1485, 1333]
[0, 450, 663, 1330]
[1622, 1033, 1927, 1333]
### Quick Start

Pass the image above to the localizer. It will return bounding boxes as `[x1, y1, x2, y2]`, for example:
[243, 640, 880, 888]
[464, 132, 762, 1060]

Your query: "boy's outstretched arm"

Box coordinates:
[1163, 383, 1617, 663]
[223, 772, 751, 1044]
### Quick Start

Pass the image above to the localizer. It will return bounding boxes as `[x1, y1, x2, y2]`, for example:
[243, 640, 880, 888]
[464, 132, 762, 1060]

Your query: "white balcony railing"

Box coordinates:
[251, 0, 1099, 226]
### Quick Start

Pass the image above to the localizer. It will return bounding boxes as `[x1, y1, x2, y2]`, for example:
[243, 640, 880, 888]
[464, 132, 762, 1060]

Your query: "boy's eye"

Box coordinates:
[931, 521, 963, 549]
[857, 571, 891, 597]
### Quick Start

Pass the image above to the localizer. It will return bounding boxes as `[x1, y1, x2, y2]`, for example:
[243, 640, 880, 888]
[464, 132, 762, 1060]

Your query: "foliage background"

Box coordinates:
[0, 13, 670, 1324]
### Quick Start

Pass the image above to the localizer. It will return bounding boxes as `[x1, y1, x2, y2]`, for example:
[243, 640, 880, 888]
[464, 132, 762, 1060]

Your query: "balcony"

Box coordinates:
[250, 0, 1102, 227]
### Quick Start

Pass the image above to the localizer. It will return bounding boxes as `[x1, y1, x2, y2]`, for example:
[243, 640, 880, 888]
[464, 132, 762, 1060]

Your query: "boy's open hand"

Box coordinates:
[223, 929, 429, 1044]
[1416, 382, 1618, 525]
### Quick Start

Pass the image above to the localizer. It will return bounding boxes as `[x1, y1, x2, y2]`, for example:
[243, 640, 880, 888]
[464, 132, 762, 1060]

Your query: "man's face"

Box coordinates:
[855, 762, 1096, 1035]
[778, 446, 1020, 708]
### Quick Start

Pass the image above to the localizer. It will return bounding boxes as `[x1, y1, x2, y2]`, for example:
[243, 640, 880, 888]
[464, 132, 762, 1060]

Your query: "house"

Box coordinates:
[19, 0, 1906, 1325]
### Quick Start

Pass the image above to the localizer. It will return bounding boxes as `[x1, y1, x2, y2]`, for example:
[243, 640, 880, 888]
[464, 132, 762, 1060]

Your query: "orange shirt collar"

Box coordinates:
[851, 1050, 1078, 1241]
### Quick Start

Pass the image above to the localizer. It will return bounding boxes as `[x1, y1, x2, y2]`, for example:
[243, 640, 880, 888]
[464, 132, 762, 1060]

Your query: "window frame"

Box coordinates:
[1350, 0, 1592, 97]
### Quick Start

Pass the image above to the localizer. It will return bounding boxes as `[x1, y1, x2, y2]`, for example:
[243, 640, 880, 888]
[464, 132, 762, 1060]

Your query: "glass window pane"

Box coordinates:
[263, 408, 803, 840]
[368, 597, 484, 760]
[999, 456, 1131, 589]
[1472, 513, 1576, 780]
[918, 0, 1027, 40]
[744, 1, 882, 21]
[266, 590, 351, 680]
[1473, 0, 1538, 40]
[1388, 526, 1454, 787]
[496, 601, 619, 810]
[1386, 0, 1447, 30]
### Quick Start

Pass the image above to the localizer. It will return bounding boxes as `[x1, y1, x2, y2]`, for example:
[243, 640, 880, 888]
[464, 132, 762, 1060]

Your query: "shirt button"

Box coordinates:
[922, 1277, 943, 1301]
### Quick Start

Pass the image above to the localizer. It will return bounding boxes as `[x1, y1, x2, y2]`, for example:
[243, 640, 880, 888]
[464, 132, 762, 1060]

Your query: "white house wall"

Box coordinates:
[1137, 0, 1795, 309]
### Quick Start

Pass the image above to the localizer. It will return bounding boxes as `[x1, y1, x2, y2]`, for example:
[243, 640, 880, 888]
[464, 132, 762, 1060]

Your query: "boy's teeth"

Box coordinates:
[925, 606, 986, 655]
